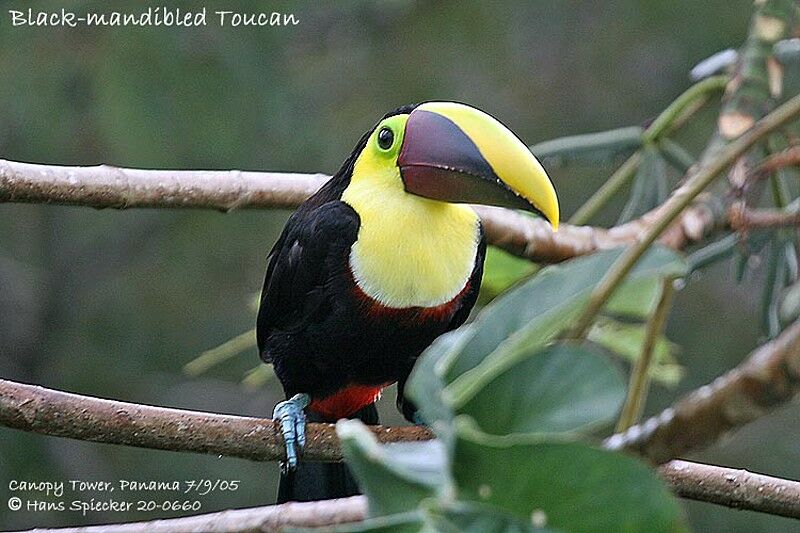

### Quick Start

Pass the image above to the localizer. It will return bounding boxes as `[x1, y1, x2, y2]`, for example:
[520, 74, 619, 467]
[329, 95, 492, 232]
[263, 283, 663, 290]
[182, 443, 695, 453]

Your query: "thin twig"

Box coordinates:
[568, 152, 640, 225]
[616, 279, 676, 432]
[642, 75, 729, 144]
[746, 145, 800, 185]
[660, 460, 800, 520]
[729, 203, 800, 229]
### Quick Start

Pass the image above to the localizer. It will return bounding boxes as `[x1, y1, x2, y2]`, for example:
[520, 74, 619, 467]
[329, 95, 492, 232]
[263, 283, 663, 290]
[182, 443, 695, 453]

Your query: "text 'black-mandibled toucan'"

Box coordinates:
[256, 102, 559, 502]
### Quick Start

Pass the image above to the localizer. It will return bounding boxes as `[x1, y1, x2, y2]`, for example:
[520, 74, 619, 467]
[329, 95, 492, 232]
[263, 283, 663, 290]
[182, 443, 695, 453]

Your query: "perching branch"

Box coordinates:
[6, 326, 799, 470]
[0, 378, 432, 463]
[3, 324, 800, 521]
[604, 320, 800, 464]
[11, 462, 800, 533]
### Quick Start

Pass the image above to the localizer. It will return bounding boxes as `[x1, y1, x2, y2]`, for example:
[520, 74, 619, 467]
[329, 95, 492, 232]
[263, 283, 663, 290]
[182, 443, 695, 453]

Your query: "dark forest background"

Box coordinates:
[1, 1, 795, 530]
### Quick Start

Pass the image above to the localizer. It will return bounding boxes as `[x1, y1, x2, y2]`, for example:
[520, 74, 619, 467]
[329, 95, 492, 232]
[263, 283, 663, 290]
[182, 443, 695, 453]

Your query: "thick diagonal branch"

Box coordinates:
[604, 320, 800, 464]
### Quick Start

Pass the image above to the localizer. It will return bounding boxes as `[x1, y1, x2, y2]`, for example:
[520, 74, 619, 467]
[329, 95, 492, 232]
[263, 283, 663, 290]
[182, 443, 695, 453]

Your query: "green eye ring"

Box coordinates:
[377, 127, 394, 150]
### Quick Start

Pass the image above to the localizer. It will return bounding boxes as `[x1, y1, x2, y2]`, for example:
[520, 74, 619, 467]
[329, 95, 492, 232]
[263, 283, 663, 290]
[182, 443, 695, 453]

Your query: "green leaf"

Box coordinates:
[617, 146, 668, 224]
[530, 126, 643, 167]
[426, 501, 559, 533]
[452, 424, 686, 533]
[588, 319, 684, 386]
[658, 138, 695, 173]
[480, 246, 539, 302]
[445, 300, 586, 407]
[686, 234, 738, 274]
[337, 420, 444, 518]
[605, 276, 662, 319]
[456, 344, 625, 439]
[442, 247, 687, 387]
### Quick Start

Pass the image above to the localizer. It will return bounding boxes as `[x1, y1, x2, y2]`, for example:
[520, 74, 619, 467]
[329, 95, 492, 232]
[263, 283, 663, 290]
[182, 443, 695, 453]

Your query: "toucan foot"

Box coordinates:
[411, 411, 427, 426]
[273, 393, 310, 472]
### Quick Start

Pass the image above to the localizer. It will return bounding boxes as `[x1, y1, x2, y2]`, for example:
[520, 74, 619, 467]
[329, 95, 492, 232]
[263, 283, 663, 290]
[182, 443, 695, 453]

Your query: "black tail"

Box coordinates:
[276, 403, 379, 503]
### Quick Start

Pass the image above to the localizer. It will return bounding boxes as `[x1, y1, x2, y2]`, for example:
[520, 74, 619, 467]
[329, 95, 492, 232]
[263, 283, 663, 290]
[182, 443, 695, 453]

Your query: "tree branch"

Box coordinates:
[0, 158, 662, 264]
[729, 203, 800, 229]
[0, 378, 432, 463]
[604, 320, 800, 464]
[6, 322, 799, 470]
[11, 462, 800, 533]
[0, 158, 739, 264]
[660, 460, 800, 520]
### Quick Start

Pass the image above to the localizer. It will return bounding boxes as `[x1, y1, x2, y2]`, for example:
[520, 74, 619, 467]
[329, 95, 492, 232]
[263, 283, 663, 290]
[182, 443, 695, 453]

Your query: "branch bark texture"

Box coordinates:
[0, 379, 432, 463]
[0, 158, 727, 264]
[604, 320, 800, 464]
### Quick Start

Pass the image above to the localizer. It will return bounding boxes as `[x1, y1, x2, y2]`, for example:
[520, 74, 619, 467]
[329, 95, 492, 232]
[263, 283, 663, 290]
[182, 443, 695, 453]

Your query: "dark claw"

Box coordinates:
[273, 393, 310, 471]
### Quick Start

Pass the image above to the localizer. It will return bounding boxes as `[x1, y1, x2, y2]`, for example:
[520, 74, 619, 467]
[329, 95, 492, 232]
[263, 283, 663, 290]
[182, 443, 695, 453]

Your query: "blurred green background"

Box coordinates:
[1, 0, 797, 531]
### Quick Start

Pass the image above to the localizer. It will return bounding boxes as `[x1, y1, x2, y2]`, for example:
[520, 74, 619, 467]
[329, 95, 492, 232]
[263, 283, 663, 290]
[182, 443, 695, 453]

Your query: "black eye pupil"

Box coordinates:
[378, 127, 394, 150]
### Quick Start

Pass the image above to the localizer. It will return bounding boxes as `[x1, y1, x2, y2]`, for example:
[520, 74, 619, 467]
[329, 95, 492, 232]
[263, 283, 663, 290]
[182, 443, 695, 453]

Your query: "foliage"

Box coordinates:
[322, 247, 688, 533]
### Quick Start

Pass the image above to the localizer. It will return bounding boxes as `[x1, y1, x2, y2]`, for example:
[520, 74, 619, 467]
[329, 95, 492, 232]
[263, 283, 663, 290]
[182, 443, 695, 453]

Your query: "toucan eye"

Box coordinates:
[377, 127, 394, 150]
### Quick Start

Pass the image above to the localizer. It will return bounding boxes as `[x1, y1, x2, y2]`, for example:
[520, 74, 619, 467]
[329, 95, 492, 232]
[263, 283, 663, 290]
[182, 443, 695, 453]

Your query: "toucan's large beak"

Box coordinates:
[397, 102, 559, 230]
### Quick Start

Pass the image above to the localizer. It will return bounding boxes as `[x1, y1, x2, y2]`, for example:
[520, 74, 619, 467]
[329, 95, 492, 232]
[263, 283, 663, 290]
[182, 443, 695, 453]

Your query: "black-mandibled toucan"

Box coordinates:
[257, 102, 559, 502]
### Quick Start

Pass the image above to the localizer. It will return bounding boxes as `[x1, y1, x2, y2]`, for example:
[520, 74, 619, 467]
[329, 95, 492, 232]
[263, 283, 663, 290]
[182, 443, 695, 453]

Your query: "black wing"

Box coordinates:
[257, 200, 360, 362]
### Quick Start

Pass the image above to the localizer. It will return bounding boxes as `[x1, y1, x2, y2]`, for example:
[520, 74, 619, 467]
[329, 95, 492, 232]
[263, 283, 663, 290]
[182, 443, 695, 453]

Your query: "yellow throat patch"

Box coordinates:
[341, 143, 480, 309]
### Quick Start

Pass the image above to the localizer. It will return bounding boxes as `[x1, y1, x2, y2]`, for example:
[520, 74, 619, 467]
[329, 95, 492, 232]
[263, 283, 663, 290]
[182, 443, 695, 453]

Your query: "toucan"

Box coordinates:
[257, 102, 559, 502]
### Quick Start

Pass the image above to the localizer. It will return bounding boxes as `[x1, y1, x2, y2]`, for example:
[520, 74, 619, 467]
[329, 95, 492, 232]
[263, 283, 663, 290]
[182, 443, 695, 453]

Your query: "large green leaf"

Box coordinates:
[452, 424, 686, 533]
[530, 126, 644, 167]
[337, 420, 444, 518]
[426, 501, 560, 533]
[605, 276, 663, 319]
[456, 344, 624, 439]
[588, 319, 684, 386]
[442, 247, 687, 387]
